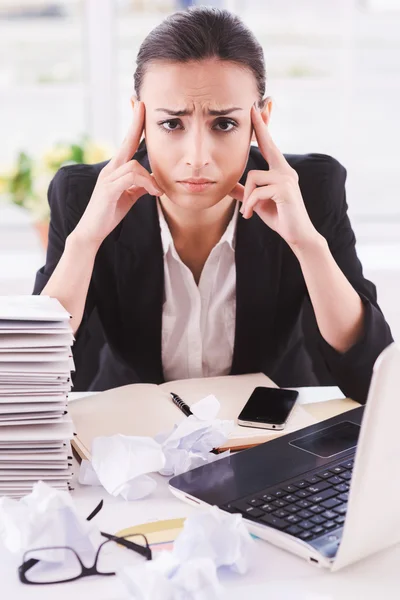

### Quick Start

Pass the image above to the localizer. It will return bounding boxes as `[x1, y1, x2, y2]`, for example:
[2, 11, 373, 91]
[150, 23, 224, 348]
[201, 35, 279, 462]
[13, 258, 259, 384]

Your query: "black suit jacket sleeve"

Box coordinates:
[32, 167, 96, 352]
[305, 157, 393, 402]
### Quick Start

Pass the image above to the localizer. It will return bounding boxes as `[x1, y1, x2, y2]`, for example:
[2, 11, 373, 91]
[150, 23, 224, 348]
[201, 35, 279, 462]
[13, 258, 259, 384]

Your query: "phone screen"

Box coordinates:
[238, 387, 299, 425]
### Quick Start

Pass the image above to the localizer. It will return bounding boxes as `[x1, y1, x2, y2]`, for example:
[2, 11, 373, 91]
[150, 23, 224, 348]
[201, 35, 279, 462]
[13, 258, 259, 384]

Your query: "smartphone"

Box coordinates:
[237, 386, 299, 430]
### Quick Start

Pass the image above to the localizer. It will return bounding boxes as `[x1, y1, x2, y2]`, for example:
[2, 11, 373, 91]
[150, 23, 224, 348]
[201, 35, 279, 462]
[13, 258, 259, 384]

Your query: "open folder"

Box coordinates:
[69, 373, 358, 461]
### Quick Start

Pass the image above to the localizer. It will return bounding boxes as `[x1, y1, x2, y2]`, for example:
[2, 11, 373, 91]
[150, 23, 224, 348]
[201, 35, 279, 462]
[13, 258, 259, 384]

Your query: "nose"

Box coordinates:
[184, 125, 211, 170]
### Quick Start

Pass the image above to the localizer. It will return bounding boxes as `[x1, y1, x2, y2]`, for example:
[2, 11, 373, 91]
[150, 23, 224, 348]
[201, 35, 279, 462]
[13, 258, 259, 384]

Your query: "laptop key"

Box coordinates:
[309, 505, 324, 514]
[260, 514, 288, 530]
[283, 484, 298, 493]
[310, 515, 326, 525]
[334, 504, 348, 515]
[272, 500, 288, 508]
[292, 480, 308, 488]
[286, 525, 303, 536]
[286, 505, 300, 514]
[338, 493, 349, 502]
[340, 471, 352, 481]
[295, 490, 311, 499]
[320, 498, 342, 510]
[322, 510, 338, 520]
[296, 500, 312, 509]
[273, 490, 285, 497]
[261, 504, 275, 513]
[331, 466, 345, 474]
[309, 489, 338, 503]
[286, 515, 301, 524]
[317, 471, 333, 479]
[273, 509, 289, 519]
[306, 481, 331, 494]
[341, 460, 354, 469]
[311, 525, 325, 535]
[244, 507, 264, 518]
[229, 501, 252, 513]
[327, 476, 343, 486]
[324, 520, 337, 530]
[298, 531, 313, 541]
[334, 483, 348, 493]
[282, 495, 298, 504]
[304, 475, 321, 484]
[297, 509, 312, 519]
[335, 515, 346, 524]
[260, 494, 274, 503]
[229, 503, 264, 517]
[298, 520, 313, 530]
[248, 498, 264, 507]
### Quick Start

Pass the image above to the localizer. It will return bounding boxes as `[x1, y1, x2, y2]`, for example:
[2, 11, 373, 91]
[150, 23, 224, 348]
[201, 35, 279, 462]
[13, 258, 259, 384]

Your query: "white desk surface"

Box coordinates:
[1, 386, 400, 600]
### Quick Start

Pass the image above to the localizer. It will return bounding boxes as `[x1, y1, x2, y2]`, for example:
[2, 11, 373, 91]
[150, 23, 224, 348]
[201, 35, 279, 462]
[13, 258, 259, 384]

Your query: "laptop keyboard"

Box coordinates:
[223, 458, 353, 543]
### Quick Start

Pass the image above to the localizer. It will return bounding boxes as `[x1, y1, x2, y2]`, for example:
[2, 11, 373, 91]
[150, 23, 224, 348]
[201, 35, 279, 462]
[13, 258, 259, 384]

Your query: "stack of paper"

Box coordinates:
[0, 296, 75, 498]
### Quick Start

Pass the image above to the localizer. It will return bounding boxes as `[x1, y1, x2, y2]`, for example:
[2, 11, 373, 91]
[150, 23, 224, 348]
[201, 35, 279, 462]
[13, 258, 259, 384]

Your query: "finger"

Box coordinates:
[109, 161, 163, 195]
[251, 105, 289, 171]
[242, 184, 280, 219]
[242, 169, 282, 209]
[229, 182, 245, 202]
[109, 159, 163, 191]
[241, 170, 286, 215]
[109, 171, 160, 198]
[111, 101, 145, 168]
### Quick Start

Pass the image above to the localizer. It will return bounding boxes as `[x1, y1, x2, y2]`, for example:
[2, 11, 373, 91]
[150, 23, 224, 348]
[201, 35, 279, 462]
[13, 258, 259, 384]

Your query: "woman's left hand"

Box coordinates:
[230, 105, 320, 250]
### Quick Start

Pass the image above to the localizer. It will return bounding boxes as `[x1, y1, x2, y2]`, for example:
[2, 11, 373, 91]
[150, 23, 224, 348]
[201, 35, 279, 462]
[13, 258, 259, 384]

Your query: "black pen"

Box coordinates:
[170, 392, 219, 454]
[170, 392, 193, 417]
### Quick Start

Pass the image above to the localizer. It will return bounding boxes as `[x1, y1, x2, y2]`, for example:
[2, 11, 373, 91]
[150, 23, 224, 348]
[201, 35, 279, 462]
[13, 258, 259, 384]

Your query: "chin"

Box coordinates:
[163, 185, 228, 210]
[174, 194, 228, 212]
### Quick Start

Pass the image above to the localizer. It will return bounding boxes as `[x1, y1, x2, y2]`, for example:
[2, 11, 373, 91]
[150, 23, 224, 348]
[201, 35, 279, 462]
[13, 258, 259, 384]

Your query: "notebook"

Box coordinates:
[69, 373, 358, 460]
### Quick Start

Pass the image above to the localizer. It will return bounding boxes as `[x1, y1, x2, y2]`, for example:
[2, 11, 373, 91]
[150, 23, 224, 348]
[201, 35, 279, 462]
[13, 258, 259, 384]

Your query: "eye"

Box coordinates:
[213, 118, 238, 132]
[159, 119, 183, 132]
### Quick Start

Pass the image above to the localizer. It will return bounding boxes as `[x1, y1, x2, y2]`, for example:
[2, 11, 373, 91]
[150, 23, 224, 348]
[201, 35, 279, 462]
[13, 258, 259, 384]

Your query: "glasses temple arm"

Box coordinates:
[100, 531, 152, 560]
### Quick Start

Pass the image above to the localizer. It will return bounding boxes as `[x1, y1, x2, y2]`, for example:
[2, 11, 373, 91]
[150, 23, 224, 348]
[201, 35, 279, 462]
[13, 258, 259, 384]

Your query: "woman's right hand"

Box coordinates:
[73, 100, 163, 247]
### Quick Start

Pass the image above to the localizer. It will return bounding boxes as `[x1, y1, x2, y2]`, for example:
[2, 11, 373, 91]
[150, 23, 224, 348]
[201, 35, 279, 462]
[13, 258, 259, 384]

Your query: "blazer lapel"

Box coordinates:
[230, 153, 284, 375]
[114, 195, 165, 383]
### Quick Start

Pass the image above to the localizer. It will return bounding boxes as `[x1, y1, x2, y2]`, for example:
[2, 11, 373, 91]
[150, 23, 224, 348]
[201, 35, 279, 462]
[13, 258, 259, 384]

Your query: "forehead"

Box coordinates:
[141, 58, 258, 109]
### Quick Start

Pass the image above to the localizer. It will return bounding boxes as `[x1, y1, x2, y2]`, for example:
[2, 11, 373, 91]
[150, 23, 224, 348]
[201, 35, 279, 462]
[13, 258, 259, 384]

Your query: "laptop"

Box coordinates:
[169, 342, 400, 571]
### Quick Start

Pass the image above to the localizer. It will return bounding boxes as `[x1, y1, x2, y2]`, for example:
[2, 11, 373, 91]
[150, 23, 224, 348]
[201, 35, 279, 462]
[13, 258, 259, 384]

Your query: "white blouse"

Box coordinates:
[157, 199, 239, 381]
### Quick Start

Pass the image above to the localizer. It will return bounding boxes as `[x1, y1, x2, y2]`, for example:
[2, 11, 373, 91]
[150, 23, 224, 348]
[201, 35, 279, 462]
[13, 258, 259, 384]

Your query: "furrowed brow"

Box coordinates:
[155, 107, 243, 117]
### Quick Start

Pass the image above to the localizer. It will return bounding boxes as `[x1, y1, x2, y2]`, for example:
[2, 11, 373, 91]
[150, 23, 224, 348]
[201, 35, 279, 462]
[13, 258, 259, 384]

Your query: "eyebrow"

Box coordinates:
[155, 107, 243, 117]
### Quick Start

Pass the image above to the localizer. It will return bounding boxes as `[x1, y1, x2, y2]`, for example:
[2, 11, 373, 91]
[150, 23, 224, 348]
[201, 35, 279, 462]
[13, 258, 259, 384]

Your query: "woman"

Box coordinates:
[34, 7, 392, 402]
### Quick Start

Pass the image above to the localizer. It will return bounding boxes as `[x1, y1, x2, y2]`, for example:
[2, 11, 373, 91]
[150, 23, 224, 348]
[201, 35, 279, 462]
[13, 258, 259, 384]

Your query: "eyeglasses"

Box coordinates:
[18, 500, 152, 585]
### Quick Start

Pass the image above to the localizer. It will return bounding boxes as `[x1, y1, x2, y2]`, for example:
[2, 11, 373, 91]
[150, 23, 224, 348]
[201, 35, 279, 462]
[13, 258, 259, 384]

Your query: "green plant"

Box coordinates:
[0, 137, 112, 221]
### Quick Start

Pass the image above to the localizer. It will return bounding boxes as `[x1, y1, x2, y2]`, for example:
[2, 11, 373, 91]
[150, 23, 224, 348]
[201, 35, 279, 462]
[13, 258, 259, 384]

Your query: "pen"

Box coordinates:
[170, 392, 219, 454]
[170, 392, 193, 417]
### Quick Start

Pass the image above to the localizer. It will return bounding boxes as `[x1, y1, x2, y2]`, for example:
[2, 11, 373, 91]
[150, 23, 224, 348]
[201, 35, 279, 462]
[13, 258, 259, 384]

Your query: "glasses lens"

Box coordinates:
[23, 548, 82, 583]
[97, 535, 149, 574]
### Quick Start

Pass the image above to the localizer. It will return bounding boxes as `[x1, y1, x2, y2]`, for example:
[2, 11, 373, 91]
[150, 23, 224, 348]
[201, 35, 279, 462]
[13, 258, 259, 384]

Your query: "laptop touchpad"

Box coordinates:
[290, 421, 360, 458]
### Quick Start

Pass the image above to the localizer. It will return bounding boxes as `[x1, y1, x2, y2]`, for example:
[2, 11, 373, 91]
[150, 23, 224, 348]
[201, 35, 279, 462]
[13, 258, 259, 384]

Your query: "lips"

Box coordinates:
[180, 179, 215, 184]
[178, 180, 216, 192]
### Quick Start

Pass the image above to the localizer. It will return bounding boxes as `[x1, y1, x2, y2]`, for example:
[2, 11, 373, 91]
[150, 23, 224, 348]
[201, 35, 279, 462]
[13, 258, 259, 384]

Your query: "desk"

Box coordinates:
[1, 387, 400, 600]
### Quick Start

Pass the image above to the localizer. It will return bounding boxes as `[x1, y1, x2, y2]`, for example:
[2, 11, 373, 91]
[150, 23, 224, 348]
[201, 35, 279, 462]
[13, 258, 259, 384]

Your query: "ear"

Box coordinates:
[251, 97, 273, 141]
[130, 94, 138, 110]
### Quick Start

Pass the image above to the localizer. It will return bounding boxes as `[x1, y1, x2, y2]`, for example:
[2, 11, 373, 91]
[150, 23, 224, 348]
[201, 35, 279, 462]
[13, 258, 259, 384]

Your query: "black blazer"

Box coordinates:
[33, 145, 393, 403]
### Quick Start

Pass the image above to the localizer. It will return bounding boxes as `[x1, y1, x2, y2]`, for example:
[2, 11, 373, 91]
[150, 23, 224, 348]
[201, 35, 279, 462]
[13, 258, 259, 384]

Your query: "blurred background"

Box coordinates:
[0, 0, 399, 339]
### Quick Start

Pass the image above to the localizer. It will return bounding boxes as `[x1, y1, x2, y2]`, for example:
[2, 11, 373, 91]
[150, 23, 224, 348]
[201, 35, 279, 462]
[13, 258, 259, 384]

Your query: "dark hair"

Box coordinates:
[134, 6, 266, 106]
